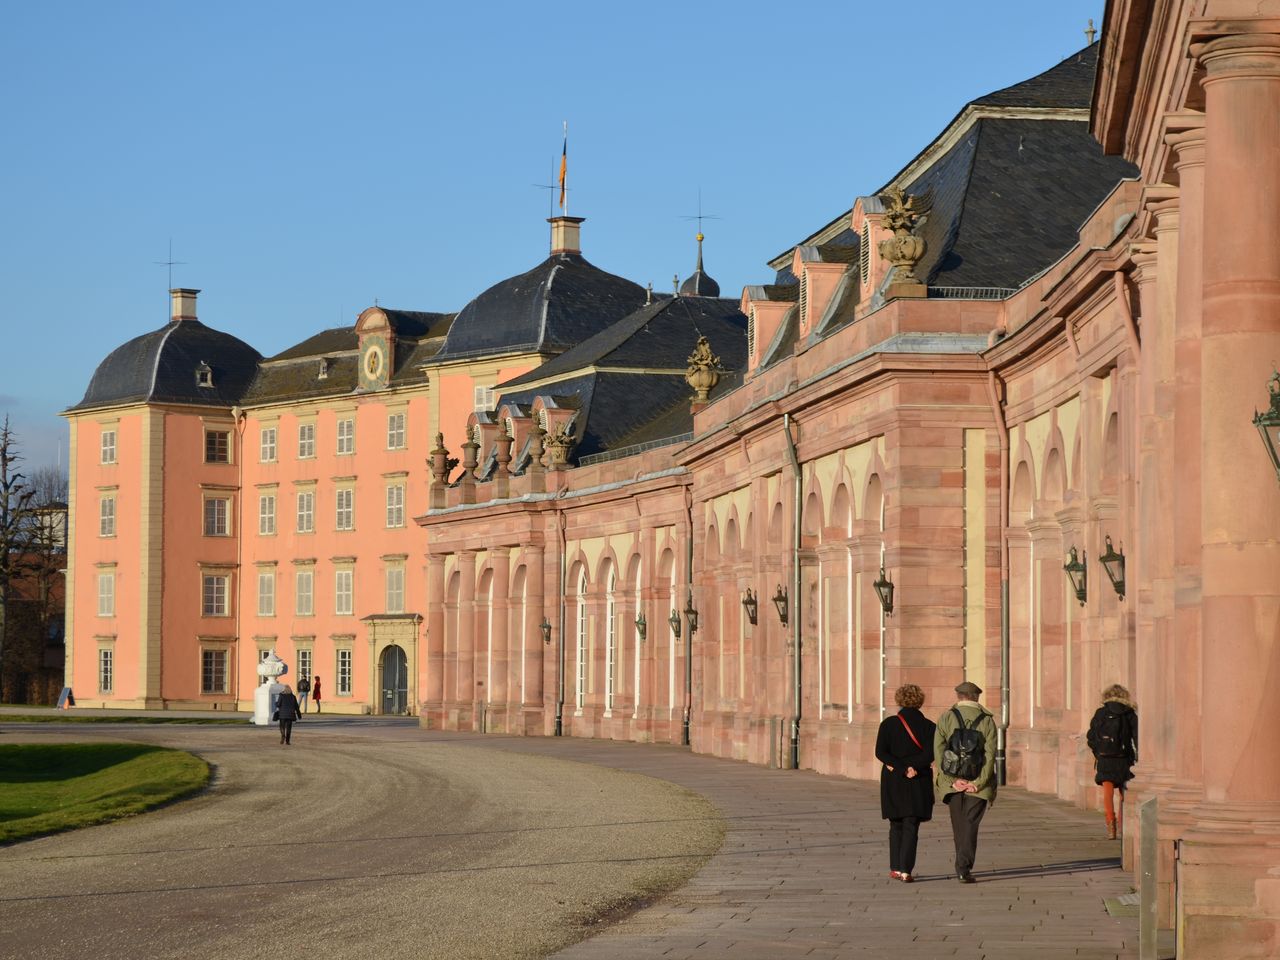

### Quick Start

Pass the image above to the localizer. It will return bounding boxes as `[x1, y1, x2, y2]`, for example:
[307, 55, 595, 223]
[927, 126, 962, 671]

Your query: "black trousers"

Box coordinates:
[278, 718, 294, 744]
[888, 817, 922, 874]
[945, 792, 988, 874]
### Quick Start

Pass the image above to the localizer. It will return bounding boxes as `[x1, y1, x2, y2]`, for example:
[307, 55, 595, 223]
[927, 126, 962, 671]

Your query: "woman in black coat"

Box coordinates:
[875, 683, 936, 882]
[1086, 684, 1138, 840]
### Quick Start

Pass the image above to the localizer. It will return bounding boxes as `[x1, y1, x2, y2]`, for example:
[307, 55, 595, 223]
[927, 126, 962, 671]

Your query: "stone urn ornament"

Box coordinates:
[542, 421, 576, 469]
[685, 336, 724, 404]
[254, 649, 289, 726]
[876, 186, 932, 285]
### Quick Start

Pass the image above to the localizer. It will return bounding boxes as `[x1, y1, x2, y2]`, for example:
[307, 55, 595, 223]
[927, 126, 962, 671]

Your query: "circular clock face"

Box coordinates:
[365, 344, 384, 378]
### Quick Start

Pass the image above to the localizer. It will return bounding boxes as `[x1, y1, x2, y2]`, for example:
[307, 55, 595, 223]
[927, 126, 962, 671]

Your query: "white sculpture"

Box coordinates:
[253, 649, 289, 726]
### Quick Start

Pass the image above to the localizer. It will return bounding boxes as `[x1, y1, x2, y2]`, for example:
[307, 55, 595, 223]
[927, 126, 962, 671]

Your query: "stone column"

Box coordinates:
[523, 544, 545, 708]
[1166, 122, 1206, 817]
[456, 550, 477, 724]
[425, 555, 446, 708]
[489, 548, 511, 723]
[1182, 33, 1280, 957]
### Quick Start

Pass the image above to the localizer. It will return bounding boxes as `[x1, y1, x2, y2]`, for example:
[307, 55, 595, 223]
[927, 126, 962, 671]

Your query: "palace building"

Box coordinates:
[64, 4, 1280, 953]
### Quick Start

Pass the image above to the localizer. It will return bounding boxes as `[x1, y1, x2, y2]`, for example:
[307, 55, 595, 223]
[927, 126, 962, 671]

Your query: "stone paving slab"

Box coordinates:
[406, 732, 1141, 960]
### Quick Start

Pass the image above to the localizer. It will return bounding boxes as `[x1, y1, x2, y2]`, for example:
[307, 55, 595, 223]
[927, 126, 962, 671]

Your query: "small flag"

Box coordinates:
[558, 122, 567, 210]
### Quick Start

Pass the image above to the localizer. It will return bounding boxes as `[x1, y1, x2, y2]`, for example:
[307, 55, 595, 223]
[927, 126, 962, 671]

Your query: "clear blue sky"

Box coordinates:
[1, 1, 1103, 471]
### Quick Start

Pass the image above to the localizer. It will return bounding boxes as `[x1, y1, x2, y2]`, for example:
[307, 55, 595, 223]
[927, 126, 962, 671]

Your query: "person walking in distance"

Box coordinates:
[275, 684, 301, 745]
[875, 684, 936, 882]
[311, 675, 322, 714]
[1086, 684, 1138, 840]
[934, 681, 997, 883]
[296, 673, 311, 715]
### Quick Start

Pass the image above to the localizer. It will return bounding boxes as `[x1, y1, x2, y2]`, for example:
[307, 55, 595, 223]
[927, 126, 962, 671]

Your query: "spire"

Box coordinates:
[679, 231, 720, 297]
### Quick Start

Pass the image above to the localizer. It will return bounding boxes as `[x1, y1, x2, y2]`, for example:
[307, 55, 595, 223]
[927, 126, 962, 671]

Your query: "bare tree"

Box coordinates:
[29, 464, 68, 508]
[0, 418, 38, 696]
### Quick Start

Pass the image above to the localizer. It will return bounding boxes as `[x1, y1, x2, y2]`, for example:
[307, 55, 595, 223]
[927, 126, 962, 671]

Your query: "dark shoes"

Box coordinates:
[957, 872, 976, 884]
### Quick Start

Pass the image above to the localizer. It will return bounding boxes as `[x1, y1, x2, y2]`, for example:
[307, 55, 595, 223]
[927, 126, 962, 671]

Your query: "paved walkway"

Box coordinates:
[401, 731, 1140, 960]
[1, 715, 1141, 959]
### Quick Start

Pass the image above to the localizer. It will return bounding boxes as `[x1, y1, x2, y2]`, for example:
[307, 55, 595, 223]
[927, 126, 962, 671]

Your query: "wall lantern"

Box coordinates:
[668, 608, 681, 640]
[1064, 547, 1088, 606]
[1099, 536, 1126, 600]
[684, 593, 699, 634]
[635, 611, 647, 642]
[772, 584, 789, 626]
[1252, 370, 1280, 486]
[742, 587, 759, 625]
[873, 566, 895, 616]
[539, 617, 552, 645]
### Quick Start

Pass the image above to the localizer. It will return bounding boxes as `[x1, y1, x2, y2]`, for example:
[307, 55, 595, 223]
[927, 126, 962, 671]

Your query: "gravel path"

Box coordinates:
[0, 723, 723, 960]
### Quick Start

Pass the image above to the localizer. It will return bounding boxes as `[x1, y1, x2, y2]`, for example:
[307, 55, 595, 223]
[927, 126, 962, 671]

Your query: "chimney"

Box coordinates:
[547, 216, 585, 256]
[170, 288, 200, 323]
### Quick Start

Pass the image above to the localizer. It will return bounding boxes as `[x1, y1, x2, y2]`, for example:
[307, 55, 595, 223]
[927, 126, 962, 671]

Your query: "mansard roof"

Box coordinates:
[242, 309, 454, 405]
[430, 252, 648, 362]
[768, 43, 1134, 287]
[494, 295, 747, 463]
[70, 319, 261, 412]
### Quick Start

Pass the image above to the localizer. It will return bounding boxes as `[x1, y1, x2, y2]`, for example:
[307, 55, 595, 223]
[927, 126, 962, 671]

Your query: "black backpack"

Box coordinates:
[941, 708, 985, 780]
[1090, 708, 1127, 758]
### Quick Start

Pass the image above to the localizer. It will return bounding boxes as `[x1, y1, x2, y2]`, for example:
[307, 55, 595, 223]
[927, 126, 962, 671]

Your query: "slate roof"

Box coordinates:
[242, 309, 455, 405]
[494, 296, 748, 463]
[430, 253, 647, 361]
[679, 237, 721, 297]
[972, 43, 1100, 109]
[501, 295, 747, 388]
[903, 117, 1136, 289]
[70, 320, 262, 412]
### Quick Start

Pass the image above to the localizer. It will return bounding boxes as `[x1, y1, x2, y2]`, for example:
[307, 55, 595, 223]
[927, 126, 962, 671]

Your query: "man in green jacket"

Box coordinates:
[934, 681, 998, 883]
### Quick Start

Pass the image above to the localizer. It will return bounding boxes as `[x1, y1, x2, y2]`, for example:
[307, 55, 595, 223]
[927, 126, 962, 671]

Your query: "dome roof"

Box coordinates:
[432, 252, 647, 361]
[71, 319, 262, 412]
[679, 234, 720, 297]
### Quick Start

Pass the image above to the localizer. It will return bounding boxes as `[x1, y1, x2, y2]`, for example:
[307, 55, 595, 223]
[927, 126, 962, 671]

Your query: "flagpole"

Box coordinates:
[562, 120, 568, 218]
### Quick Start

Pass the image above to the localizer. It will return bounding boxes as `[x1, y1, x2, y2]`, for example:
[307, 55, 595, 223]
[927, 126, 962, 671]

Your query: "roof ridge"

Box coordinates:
[147, 321, 181, 404]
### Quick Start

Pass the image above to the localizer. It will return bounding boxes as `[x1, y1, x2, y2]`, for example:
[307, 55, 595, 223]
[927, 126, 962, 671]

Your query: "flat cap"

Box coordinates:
[955, 681, 983, 698]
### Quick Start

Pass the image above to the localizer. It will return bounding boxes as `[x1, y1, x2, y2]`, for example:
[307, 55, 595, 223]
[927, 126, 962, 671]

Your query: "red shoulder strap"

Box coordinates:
[896, 713, 923, 750]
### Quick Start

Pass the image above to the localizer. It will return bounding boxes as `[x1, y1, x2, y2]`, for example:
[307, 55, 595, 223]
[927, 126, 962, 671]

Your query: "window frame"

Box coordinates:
[295, 569, 315, 617]
[201, 648, 228, 695]
[259, 426, 277, 463]
[385, 565, 405, 614]
[296, 490, 315, 534]
[337, 648, 353, 696]
[201, 573, 230, 617]
[97, 571, 115, 617]
[335, 569, 354, 616]
[258, 494, 276, 535]
[100, 429, 117, 465]
[257, 571, 276, 617]
[203, 496, 231, 537]
[386, 412, 406, 450]
[99, 495, 116, 538]
[98, 647, 113, 693]
[385, 483, 405, 528]
[204, 429, 231, 464]
[335, 487, 354, 531]
[297, 422, 316, 460]
[336, 417, 355, 456]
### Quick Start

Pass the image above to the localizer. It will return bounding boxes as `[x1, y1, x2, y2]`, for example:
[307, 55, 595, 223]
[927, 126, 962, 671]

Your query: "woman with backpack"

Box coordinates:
[874, 683, 936, 882]
[1086, 684, 1138, 840]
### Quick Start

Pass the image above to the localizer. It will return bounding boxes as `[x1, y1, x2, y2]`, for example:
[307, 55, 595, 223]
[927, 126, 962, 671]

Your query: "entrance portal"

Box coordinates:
[380, 644, 409, 715]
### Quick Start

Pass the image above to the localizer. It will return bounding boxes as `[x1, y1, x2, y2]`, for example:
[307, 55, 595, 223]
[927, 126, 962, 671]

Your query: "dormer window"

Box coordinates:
[747, 307, 756, 362]
[196, 362, 214, 388]
[537, 409, 549, 431]
[505, 417, 515, 439]
[798, 274, 809, 327]
[318, 358, 332, 380]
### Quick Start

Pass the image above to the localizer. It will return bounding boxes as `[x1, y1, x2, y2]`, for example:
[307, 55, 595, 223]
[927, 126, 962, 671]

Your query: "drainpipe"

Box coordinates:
[985, 372, 1011, 786]
[555, 509, 567, 736]
[782, 413, 802, 770]
[682, 486, 694, 747]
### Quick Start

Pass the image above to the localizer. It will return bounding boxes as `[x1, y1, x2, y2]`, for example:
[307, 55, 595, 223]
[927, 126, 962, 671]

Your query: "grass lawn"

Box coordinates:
[0, 715, 245, 724]
[0, 743, 210, 844]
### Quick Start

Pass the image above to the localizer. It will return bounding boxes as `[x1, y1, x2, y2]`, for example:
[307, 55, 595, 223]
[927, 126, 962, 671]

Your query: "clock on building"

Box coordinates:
[361, 335, 388, 389]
